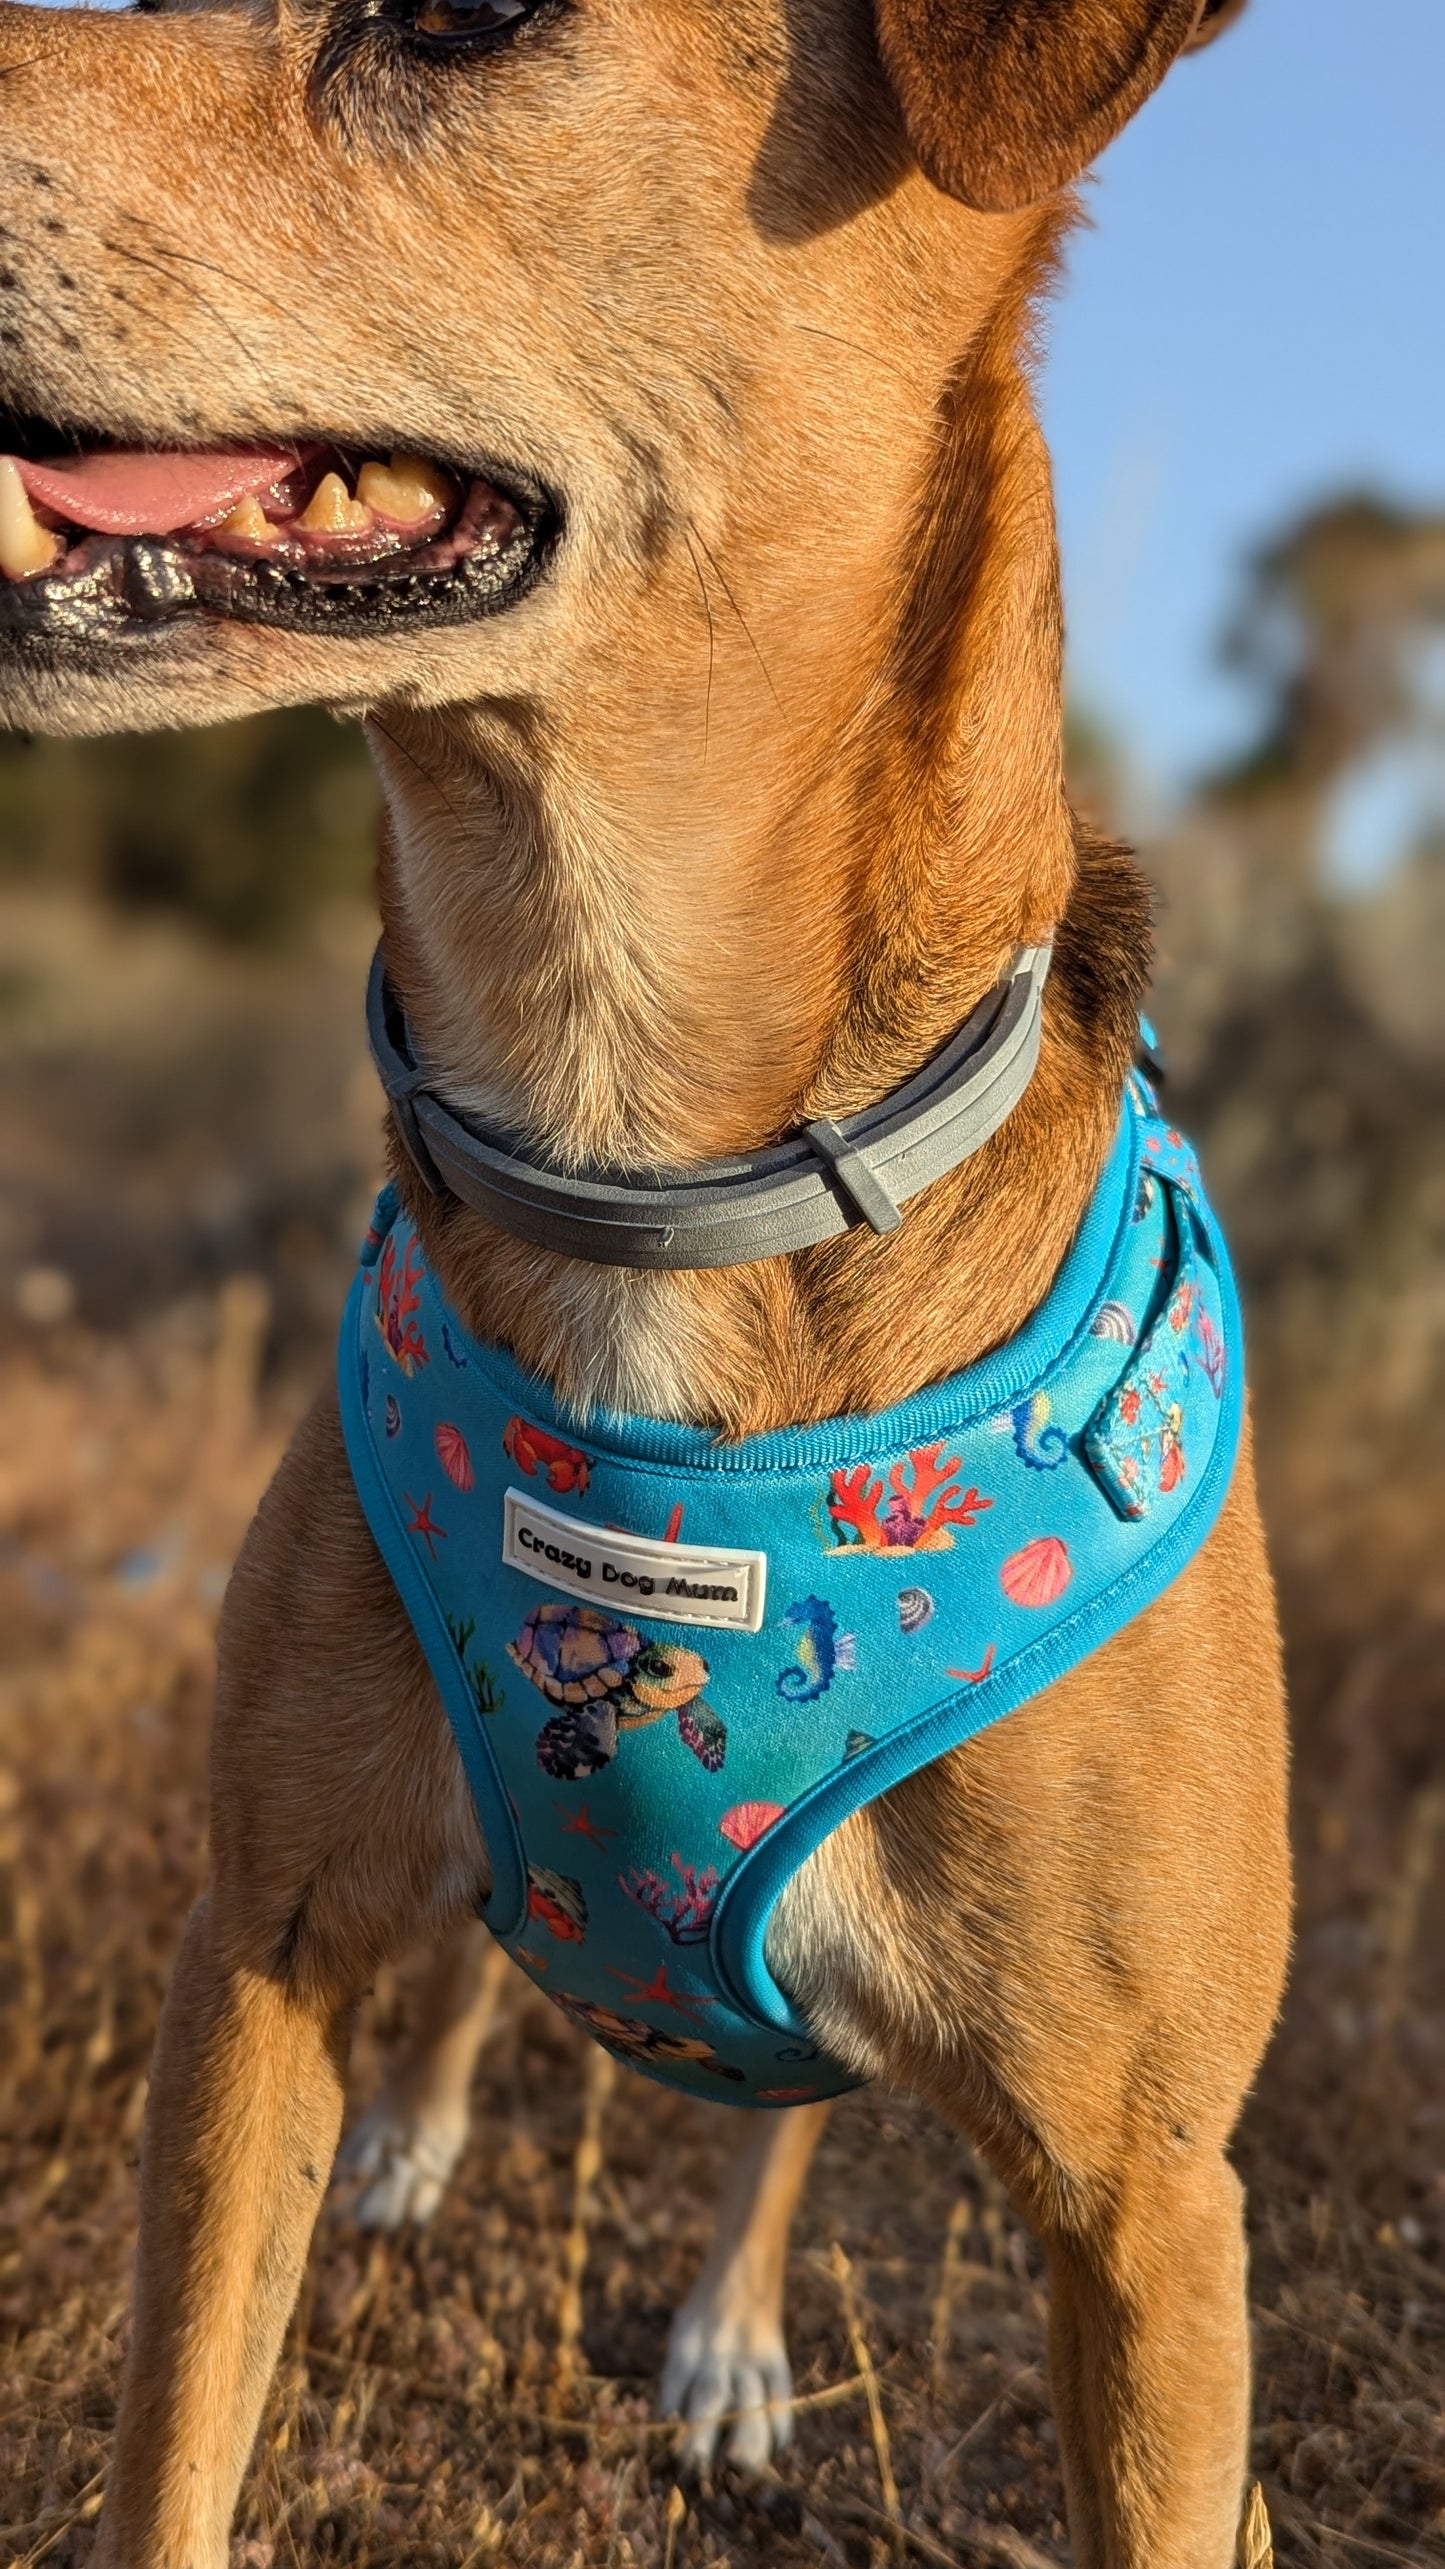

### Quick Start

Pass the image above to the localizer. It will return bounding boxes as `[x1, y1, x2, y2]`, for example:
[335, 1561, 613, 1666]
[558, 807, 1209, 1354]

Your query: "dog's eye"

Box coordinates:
[394, 0, 535, 43]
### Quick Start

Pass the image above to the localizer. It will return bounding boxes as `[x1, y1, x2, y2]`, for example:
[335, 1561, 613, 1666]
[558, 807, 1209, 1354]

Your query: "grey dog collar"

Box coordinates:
[367, 937, 1053, 1270]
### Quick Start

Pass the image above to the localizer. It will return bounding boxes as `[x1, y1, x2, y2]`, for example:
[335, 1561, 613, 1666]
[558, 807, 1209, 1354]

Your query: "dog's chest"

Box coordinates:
[340, 1088, 1241, 2104]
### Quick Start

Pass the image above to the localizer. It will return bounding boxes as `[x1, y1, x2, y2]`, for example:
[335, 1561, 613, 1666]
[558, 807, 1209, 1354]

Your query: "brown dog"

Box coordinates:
[0, 0, 1289, 2557]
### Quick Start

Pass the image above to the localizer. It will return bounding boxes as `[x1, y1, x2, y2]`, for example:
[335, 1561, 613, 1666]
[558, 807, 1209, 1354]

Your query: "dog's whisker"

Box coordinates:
[365, 712, 469, 832]
[683, 527, 715, 768]
[689, 528, 785, 721]
[102, 236, 286, 404]
[789, 320, 913, 376]
[118, 219, 298, 327]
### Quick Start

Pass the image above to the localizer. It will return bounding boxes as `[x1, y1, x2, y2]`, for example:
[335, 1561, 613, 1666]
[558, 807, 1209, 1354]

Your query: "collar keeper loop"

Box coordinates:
[803, 1118, 904, 1235]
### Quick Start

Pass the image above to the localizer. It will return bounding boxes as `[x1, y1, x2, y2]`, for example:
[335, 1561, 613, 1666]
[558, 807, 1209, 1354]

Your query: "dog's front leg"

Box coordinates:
[1041, 2143, 1252, 2569]
[96, 1389, 488, 2569]
[95, 1894, 353, 2569]
[661, 2100, 830, 2472]
[339, 1923, 512, 2229]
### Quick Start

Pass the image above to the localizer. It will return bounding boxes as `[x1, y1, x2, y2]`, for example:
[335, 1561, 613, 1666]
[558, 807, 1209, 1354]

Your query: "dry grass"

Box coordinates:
[1, 887, 1442, 2567]
[1, 1299, 1441, 2569]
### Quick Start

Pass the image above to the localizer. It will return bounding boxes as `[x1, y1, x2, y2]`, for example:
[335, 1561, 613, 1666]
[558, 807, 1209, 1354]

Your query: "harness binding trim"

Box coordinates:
[337, 1073, 1245, 2106]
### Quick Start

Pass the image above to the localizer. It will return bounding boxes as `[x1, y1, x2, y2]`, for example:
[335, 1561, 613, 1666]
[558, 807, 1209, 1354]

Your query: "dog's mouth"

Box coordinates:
[0, 419, 553, 643]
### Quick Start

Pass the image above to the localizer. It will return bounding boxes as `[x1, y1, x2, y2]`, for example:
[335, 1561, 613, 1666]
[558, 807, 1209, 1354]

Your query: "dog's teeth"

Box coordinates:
[0, 458, 62, 578]
[297, 471, 372, 534]
[220, 495, 272, 540]
[356, 453, 454, 522]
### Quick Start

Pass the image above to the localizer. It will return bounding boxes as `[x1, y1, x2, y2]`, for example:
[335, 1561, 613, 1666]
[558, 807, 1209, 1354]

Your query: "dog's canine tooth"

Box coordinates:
[219, 494, 272, 541]
[296, 469, 372, 533]
[0, 458, 62, 579]
[356, 452, 454, 522]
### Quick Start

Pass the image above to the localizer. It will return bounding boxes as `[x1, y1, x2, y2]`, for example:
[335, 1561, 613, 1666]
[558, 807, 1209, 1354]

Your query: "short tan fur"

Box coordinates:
[0, 0, 1288, 2557]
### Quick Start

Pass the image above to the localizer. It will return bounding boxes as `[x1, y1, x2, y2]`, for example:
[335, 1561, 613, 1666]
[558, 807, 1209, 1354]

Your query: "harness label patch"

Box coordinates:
[502, 1489, 767, 1633]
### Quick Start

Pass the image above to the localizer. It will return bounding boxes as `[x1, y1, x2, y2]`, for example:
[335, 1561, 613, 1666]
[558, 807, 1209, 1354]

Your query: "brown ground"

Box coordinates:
[1, 882, 1442, 2569]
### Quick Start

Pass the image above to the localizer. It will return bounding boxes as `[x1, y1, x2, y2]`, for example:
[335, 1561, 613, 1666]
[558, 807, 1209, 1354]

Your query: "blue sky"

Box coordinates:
[1043, 0, 1444, 804]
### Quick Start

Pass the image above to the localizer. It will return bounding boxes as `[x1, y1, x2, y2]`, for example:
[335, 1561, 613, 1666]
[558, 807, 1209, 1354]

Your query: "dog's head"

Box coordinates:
[0, 0, 1240, 738]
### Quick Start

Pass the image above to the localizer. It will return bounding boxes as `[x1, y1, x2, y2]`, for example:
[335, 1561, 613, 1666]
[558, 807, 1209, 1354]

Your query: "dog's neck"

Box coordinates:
[370, 340, 1148, 1434]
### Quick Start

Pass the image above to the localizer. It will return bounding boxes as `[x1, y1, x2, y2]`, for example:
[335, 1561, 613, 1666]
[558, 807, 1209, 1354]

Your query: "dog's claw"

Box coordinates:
[660, 2308, 796, 2473]
[334, 2099, 466, 2230]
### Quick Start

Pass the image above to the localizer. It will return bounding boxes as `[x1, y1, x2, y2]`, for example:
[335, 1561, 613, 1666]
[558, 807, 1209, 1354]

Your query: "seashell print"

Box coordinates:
[897, 1584, 935, 1634]
[434, 1421, 474, 1490]
[843, 1729, 877, 1761]
[1090, 1300, 1136, 1345]
[999, 1536, 1072, 1609]
[719, 1800, 785, 1851]
[384, 1392, 402, 1438]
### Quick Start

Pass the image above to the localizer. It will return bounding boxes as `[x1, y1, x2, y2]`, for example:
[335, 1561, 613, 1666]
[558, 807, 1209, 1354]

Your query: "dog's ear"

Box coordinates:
[1183, 0, 1249, 49]
[873, 0, 1241, 214]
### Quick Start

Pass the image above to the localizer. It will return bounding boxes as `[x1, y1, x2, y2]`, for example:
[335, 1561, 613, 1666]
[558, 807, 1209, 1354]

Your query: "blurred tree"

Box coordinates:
[1219, 493, 1445, 794]
[1148, 491, 1445, 1709]
[0, 705, 377, 943]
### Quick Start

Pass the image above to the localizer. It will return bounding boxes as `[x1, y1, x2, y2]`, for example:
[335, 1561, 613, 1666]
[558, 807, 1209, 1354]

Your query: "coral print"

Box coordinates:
[776, 1597, 856, 1701]
[999, 1536, 1073, 1608]
[1198, 1307, 1227, 1398]
[502, 1415, 593, 1495]
[507, 1602, 727, 1779]
[1157, 1401, 1186, 1493]
[620, 1854, 719, 1943]
[434, 1421, 474, 1490]
[826, 1444, 992, 1554]
[1010, 1390, 1069, 1471]
[445, 1614, 504, 1716]
[526, 1865, 588, 1943]
[375, 1230, 429, 1375]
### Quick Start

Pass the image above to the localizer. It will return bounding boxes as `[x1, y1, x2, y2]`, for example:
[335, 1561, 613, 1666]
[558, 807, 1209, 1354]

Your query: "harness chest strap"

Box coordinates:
[338, 1083, 1244, 2107]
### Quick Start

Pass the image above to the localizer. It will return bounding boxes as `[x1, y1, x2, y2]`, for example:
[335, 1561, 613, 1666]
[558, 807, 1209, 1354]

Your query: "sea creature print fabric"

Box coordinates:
[339, 1075, 1243, 2106]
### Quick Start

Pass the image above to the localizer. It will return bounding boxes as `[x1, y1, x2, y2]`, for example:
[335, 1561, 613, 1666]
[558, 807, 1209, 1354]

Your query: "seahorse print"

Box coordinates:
[776, 1596, 856, 1701]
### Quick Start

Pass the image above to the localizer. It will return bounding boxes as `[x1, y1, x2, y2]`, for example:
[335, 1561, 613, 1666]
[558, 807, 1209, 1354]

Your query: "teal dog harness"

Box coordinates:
[338, 1071, 1242, 2105]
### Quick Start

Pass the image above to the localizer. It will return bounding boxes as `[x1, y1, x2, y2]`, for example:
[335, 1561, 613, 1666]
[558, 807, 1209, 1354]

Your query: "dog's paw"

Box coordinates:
[333, 2098, 467, 2230]
[659, 2302, 796, 2474]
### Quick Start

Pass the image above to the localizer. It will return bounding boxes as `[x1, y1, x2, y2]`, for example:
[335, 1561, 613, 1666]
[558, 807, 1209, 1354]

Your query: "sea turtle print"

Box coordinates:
[507, 1601, 728, 1780]
[342, 1080, 1244, 2106]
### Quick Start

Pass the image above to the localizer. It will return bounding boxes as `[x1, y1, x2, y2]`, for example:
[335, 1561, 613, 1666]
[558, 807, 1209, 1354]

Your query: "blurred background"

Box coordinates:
[2, 1, 1442, 2562]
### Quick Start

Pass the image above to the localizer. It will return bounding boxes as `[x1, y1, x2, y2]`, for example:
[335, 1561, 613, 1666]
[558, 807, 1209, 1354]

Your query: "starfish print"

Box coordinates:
[607, 1960, 716, 2017]
[946, 1644, 996, 1684]
[404, 1492, 447, 1560]
[557, 1801, 617, 1850]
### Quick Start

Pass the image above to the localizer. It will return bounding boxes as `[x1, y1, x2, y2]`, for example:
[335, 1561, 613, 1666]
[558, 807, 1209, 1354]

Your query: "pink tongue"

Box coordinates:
[12, 445, 300, 536]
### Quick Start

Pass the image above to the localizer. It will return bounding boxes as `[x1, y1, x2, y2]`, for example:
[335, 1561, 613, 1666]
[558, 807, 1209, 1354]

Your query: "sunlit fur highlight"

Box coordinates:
[0, 0, 1288, 2560]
